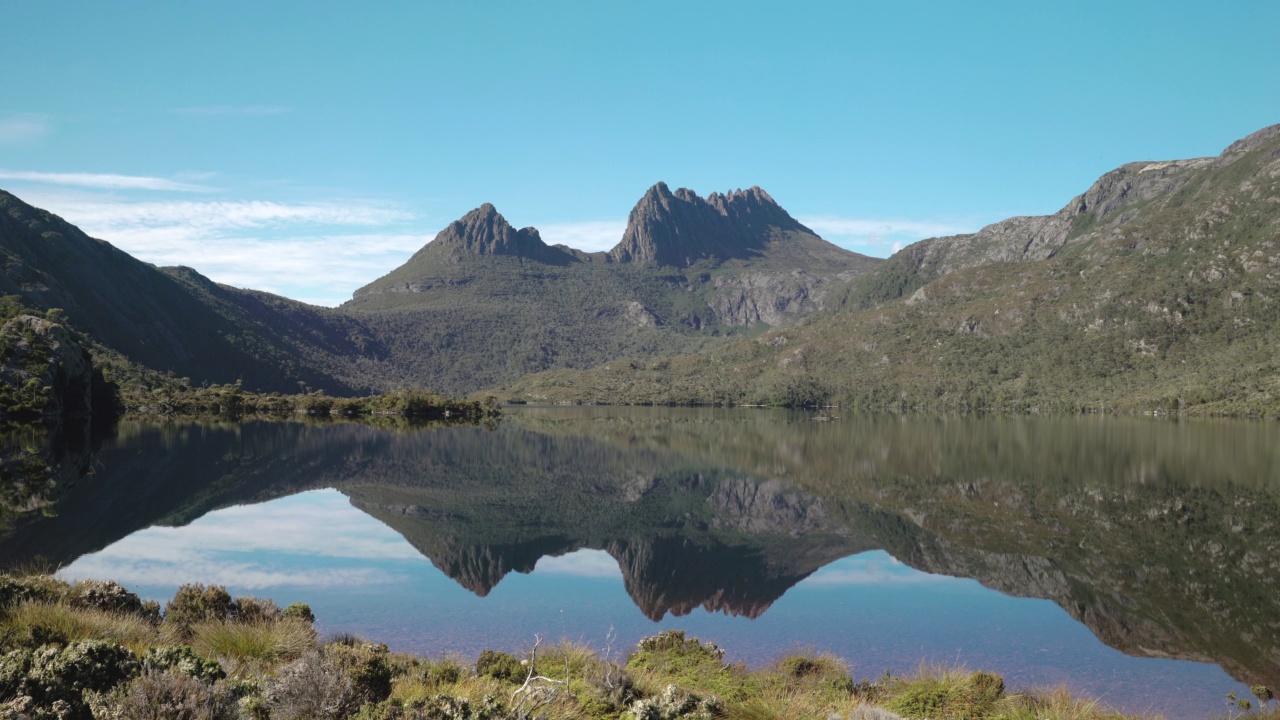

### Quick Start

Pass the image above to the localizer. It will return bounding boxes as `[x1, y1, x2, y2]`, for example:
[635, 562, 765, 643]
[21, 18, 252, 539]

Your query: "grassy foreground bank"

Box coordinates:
[0, 574, 1255, 720]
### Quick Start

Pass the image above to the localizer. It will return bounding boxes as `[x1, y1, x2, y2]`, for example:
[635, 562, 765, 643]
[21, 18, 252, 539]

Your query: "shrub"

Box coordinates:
[0, 574, 69, 608]
[165, 584, 235, 627]
[0, 640, 139, 719]
[283, 602, 316, 624]
[267, 650, 361, 720]
[234, 596, 282, 624]
[66, 579, 144, 616]
[88, 669, 240, 720]
[627, 683, 722, 720]
[324, 641, 394, 707]
[141, 644, 225, 682]
[474, 649, 523, 683]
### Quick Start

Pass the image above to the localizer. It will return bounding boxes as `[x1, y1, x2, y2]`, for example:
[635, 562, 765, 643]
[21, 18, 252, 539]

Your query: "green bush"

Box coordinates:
[0, 640, 139, 720]
[0, 574, 69, 609]
[474, 649, 524, 683]
[324, 641, 394, 707]
[165, 584, 235, 626]
[141, 644, 225, 682]
[66, 579, 144, 616]
[283, 602, 316, 624]
[234, 595, 282, 623]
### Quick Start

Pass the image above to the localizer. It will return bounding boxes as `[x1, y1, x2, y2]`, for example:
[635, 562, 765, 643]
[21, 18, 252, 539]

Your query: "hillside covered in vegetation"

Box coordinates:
[504, 125, 1280, 416]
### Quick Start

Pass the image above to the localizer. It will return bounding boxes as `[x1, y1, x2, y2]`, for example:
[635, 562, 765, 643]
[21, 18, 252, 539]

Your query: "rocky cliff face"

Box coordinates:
[706, 270, 832, 327]
[609, 183, 810, 266]
[0, 315, 94, 419]
[868, 124, 1280, 300]
[423, 203, 575, 266]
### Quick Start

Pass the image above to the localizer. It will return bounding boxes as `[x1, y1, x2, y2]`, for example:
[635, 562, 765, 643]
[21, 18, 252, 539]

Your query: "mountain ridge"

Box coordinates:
[507, 123, 1280, 415]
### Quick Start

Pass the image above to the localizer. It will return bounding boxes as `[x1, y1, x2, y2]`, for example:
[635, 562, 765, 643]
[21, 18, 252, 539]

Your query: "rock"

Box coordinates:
[610, 182, 810, 266]
[427, 203, 573, 265]
[0, 314, 94, 419]
[707, 270, 827, 326]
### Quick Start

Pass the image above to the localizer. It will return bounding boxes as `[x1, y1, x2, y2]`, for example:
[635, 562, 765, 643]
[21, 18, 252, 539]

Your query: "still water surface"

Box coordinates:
[3, 407, 1278, 718]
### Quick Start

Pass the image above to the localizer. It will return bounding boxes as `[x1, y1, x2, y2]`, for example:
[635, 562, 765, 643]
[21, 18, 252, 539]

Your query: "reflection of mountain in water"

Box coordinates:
[2, 409, 1278, 689]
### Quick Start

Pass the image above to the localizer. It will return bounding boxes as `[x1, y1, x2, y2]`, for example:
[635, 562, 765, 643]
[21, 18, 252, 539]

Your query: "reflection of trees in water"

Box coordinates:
[2, 410, 1279, 688]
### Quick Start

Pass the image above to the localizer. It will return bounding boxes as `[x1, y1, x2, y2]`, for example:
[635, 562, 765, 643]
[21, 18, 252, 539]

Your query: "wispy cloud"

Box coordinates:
[18, 191, 422, 305]
[56, 198, 411, 230]
[172, 105, 292, 116]
[0, 170, 212, 192]
[800, 216, 978, 256]
[58, 490, 422, 590]
[537, 220, 626, 253]
[798, 551, 954, 587]
[534, 549, 623, 578]
[0, 115, 52, 145]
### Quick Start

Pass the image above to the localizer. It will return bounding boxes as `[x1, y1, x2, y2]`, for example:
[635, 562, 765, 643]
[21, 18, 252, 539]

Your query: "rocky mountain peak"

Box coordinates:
[426, 203, 566, 263]
[609, 183, 811, 266]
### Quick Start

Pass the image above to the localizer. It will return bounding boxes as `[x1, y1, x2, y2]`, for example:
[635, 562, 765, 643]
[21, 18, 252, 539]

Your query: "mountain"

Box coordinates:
[0, 191, 369, 394]
[0, 184, 876, 397]
[505, 124, 1280, 415]
[339, 184, 878, 393]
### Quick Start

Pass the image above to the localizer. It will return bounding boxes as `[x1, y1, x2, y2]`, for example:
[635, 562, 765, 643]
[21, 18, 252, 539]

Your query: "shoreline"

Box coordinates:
[2, 573, 1246, 720]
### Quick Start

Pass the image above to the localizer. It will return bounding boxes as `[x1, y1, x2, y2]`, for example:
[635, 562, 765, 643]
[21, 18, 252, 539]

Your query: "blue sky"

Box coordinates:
[2, 1, 1277, 305]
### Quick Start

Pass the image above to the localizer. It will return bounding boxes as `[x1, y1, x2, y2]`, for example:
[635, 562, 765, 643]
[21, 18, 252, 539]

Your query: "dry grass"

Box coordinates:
[0, 600, 157, 654]
[189, 617, 315, 675]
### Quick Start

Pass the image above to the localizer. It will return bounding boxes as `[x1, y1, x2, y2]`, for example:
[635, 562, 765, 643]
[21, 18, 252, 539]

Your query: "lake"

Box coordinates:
[3, 407, 1278, 718]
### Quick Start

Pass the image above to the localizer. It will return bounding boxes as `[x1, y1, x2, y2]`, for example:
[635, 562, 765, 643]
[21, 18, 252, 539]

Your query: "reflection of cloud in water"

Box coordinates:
[799, 551, 953, 587]
[533, 549, 623, 578]
[61, 559, 400, 590]
[58, 489, 418, 590]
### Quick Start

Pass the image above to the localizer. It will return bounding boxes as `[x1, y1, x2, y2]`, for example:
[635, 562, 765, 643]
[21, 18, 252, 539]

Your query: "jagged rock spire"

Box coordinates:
[609, 183, 810, 266]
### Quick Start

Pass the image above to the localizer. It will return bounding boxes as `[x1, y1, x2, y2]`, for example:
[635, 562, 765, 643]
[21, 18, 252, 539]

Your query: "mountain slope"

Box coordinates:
[1, 184, 876, 397]
[0, 191, 367, 393]
[506, 124, 1280, 415]
[341, 186, 878, 393]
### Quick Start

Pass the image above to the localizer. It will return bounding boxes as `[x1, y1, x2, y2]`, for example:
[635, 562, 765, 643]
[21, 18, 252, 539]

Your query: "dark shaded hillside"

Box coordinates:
[0, 192, 363, 394]
[507, 125, 1280, 415]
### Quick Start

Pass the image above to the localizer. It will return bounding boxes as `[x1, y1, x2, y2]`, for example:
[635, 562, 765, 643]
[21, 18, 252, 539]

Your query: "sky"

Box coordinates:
[2, 1, 1278, 306]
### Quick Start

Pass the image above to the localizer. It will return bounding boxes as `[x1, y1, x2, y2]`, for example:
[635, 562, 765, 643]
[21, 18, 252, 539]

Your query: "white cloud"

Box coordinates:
[15, 191, 423, 306]
[0, 169, 211, 192]
[800, 217, 971, 239]
[799, 215, 979, 258]
[55, 198, 411, 231]
[172, 105, 292, 116]
[799, 551, 953, 587]
[0, 115, 51, 145]
[537, 220, 626, 253]
[57, 490, 421, 590]
[533, 549, 623, 578]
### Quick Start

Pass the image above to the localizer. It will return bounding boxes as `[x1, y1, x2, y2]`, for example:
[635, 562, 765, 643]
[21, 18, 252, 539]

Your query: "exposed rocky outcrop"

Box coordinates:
[421, 203, 576, 266]
[707, 270, 830, 326]
[609, 183, 810, 266]
[0, 315, 94, 419]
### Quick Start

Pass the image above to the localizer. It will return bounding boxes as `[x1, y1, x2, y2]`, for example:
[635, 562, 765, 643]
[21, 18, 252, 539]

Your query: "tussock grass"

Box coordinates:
[990, 685, 1138, 720]
[189, 617, 314, 671]
[0, 599, 157, 654]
